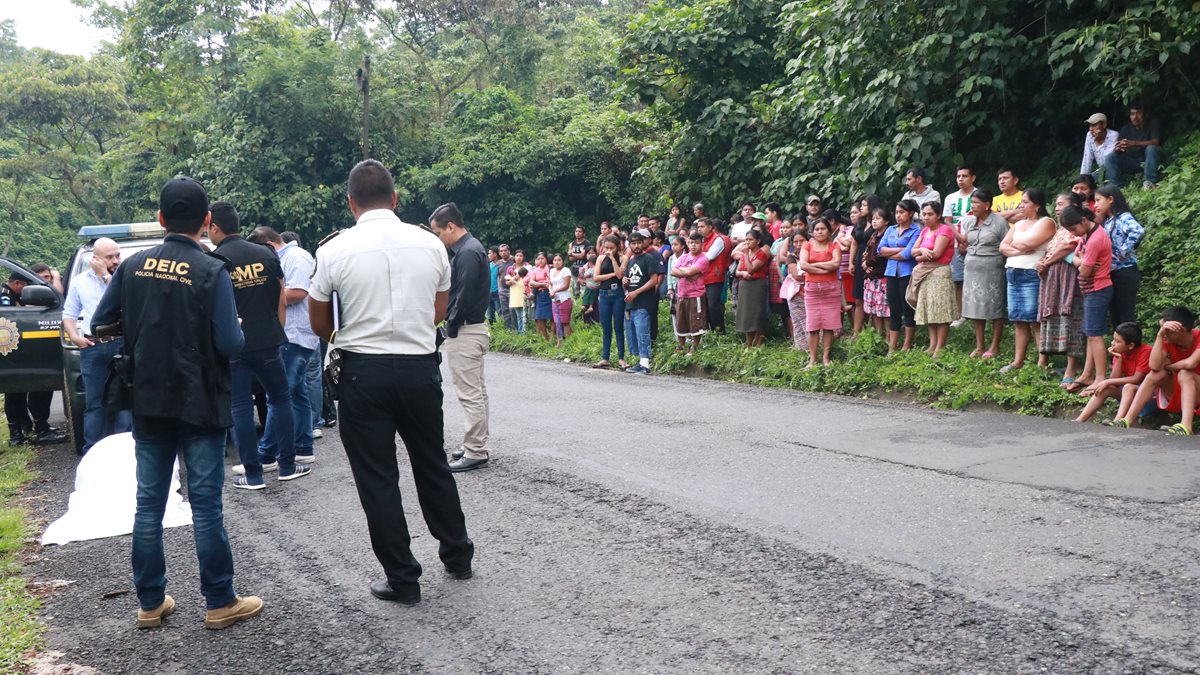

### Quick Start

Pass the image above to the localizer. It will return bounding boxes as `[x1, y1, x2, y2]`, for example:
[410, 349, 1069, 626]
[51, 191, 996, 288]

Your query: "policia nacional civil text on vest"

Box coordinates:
[91, 177, 264, 630]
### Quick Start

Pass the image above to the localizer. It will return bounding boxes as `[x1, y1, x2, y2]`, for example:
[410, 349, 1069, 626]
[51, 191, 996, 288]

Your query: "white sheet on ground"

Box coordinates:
[40, 432, 193, 546]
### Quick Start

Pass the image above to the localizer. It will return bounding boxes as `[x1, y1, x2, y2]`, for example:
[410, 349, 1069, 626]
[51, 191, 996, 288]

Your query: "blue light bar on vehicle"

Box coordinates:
[77, 222, 164, 241]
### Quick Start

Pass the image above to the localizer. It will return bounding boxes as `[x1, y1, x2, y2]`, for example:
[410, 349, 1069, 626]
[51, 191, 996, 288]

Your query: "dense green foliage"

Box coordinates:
[0, 437, 41, 671]
[1127, 132, 1200, 326]
[621, 0, 1200, 211]
[0, 0, 1196, 321]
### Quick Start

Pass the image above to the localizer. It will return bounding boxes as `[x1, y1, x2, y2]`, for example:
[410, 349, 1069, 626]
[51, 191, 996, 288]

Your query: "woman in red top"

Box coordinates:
[800, 218, 843, 367]
[733, 228, 770, 346]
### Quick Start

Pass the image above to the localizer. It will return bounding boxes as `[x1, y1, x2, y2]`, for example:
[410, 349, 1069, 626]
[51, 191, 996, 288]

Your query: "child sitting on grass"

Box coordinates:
[1112, 306, 1200, 435]
[1075, 322, 1151, 423]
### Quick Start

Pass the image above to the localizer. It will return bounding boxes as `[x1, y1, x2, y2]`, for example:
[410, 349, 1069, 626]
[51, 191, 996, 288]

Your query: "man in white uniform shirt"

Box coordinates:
[62, 237, 131, 453]
[308, 159, 473, 606]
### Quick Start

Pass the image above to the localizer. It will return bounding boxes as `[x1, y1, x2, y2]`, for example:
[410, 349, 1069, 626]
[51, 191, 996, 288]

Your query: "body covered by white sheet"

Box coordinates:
[41, 432, 193, 546]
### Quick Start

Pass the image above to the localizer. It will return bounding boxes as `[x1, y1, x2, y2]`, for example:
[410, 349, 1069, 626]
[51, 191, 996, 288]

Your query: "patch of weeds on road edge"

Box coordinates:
[490, 310, 1092, 418]
[0, 413, 45, 673]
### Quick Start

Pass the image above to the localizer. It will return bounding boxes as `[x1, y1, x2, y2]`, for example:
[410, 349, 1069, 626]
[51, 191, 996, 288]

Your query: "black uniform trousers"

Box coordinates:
[5, 391, 53, 435]
[704, 282, 726, 333]
[337, 352, 473, 592]
[1109, 265, 1141, 330]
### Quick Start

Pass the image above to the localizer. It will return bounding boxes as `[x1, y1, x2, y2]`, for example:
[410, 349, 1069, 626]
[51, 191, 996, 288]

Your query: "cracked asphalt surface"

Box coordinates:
[23, 352, 1200, 673]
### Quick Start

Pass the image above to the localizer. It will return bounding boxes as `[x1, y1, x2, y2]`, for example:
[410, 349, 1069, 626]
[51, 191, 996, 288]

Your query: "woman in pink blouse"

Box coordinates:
[910, 202, 957, 357]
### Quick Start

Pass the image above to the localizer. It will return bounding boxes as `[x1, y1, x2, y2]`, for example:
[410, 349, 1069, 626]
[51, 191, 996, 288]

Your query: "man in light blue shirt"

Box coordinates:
[62, 237, 132, 453]
[248, 227, 319, 464]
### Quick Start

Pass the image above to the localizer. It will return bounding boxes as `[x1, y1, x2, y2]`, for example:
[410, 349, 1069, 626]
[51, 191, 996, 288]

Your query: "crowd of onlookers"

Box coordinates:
[482, 103, 1200, 434]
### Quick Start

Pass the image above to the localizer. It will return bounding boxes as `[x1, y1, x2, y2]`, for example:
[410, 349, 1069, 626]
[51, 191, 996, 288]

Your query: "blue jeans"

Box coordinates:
[487, 292, 501, 323]
[306, 345, 323, 428]
[79, 338, 132, 453]
[1103, 145, 1163, 186]
[624, 307, 652, 360]
[598, 288, 626, 361]
[509, 307, 526, 334]
[259, 343, 314, 462]
[230, 346, 294, 482]
[132, 416, 236, 611]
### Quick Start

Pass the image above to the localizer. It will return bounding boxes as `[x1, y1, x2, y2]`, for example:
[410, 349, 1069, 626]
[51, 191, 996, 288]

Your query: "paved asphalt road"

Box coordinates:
[23, 352, 1200, 673]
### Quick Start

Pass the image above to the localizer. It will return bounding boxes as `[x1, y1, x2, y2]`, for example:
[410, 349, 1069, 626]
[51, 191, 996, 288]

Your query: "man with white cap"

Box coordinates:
[1080, 113, 1119, 179]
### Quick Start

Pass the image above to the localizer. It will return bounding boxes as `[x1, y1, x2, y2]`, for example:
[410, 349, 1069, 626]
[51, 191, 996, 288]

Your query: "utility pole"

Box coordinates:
[356, 55, 371, 159]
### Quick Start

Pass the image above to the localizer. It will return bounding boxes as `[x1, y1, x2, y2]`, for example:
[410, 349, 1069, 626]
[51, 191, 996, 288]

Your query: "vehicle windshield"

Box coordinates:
[70, 241, 163, 280]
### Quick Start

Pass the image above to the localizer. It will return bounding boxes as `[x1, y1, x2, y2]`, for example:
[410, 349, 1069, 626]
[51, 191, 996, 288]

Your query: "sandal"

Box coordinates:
[1110, 418, 1131, 429]
[1059, 376, 1075, 389]
[1162, 423, 1193, 436]
[981, 351, 995, 360]
[1065, 380, 1089, 394]
[591, 360, 610, 369]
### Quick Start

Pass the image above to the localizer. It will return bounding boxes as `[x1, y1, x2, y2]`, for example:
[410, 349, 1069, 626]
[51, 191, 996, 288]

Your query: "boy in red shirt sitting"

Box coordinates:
[1075, 322, 1151, 423]
[1114, 306, 1200, 435]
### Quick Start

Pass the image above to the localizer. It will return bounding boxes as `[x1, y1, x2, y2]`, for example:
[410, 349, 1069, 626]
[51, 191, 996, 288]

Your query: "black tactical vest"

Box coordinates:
[119, 235, 234, 429]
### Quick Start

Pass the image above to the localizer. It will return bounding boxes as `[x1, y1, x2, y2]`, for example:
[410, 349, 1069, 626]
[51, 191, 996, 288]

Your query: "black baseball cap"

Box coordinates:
[159, 177, 209, 220]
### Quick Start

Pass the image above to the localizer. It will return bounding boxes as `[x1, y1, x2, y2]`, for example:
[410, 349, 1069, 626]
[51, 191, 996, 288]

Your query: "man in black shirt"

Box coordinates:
[91, 176, 261, 630]
[622, 228, 663, 374]
[429, 203, 492, 472]
[1103, 102, 1164, 189]
[208, 201, 311, 488]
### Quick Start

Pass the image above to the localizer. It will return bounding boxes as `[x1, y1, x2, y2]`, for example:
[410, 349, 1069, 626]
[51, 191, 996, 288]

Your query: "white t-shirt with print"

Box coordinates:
[549, 267, 573, 302]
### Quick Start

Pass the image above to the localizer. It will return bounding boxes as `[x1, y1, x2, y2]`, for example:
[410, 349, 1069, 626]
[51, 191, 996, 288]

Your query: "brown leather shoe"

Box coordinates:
[136, 595, 176, 628]
[204, 595, 263, 630]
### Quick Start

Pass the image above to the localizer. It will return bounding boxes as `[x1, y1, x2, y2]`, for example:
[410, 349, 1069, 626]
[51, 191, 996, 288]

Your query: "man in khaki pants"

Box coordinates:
[430, 203, 492, 472]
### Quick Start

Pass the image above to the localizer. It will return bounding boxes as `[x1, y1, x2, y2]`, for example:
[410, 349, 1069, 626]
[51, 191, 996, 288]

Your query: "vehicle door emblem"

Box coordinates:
[0, 317, 19, 356]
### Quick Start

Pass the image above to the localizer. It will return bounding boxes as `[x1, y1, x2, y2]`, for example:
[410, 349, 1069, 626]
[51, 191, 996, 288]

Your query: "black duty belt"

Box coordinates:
[340, 351, 438, 363]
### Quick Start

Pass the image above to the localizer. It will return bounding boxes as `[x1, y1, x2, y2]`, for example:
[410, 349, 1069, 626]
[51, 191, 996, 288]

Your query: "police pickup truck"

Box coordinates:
[0, 259, 67, 443]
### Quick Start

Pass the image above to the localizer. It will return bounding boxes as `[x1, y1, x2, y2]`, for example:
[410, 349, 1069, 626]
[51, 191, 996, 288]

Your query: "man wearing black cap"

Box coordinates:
[207, 201, 311, 489]
[91, 177, 263, 630]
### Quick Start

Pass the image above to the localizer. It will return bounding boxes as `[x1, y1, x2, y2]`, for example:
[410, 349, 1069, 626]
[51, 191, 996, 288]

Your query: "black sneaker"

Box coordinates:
[232, 476, 266, 491]
[8, 429, 29, 446]
[34, 428, 68, 444]
[278, 465, 312, 481]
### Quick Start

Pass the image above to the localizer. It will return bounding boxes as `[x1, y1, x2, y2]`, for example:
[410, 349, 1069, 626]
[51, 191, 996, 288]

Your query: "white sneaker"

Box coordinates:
[312, 428, 323, 439]
[232, 462, 278, 476]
